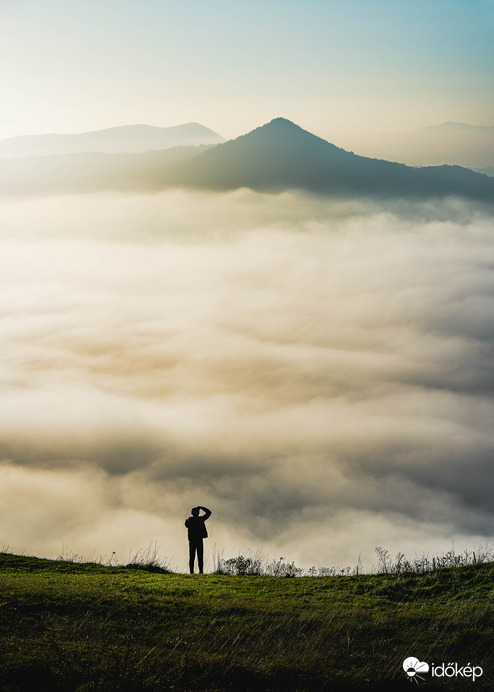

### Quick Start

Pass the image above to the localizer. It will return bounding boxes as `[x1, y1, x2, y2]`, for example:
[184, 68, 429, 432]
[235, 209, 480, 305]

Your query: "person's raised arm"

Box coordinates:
[199, 506, 211, 520]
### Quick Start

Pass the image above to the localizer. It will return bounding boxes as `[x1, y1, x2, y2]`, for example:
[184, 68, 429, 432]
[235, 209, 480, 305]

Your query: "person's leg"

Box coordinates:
[197, 540, 204, 574]
[189, 541, 196, 574]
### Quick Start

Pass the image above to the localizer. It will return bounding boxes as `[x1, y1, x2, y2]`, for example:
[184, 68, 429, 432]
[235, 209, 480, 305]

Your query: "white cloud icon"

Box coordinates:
[403, 657, 430, 677]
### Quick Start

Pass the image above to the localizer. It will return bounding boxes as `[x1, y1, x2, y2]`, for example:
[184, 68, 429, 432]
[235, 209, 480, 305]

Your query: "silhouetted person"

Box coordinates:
[185, 505, 211, 574]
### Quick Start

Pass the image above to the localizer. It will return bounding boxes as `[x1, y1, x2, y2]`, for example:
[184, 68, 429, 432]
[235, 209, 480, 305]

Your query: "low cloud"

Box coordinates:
[0, 190, 493, 569]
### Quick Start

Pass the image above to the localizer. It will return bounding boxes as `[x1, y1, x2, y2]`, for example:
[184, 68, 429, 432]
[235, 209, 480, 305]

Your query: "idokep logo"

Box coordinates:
[403, 657, 429, 683]
[402, 657, 484, 683]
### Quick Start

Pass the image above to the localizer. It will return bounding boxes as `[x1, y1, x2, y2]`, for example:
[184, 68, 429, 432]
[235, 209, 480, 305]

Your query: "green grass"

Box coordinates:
[0, 552, 493, 691]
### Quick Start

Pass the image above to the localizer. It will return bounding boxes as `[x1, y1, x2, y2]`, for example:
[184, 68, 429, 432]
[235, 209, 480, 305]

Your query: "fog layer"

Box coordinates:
[1, 191, 493, 570]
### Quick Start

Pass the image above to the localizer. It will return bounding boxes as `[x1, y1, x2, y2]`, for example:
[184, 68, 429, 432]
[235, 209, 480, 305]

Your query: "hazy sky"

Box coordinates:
[0, 0, 493, 141]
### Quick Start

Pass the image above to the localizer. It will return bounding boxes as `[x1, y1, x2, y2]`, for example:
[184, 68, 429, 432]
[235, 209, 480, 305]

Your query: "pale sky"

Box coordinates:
[0, 0, 493, 141]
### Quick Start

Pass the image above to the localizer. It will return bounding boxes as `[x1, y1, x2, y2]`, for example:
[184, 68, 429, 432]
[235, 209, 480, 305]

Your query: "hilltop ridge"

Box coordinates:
[174, 116, 494, 201]
[0, 550, 492, 690]
[0, 117, 492, 202]
[0, 122, 225, 158]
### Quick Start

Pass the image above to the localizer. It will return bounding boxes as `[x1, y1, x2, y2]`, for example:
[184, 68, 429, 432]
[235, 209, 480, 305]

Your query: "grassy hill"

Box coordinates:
[0, 552, 492, 691]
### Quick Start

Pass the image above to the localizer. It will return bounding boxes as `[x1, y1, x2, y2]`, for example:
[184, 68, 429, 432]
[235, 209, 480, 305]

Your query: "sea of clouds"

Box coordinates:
[0, 189, 493, 571]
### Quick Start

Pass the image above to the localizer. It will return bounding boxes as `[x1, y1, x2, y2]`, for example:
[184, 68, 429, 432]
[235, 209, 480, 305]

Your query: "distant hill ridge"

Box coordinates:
[0, 116, 492, 203]
[428, 122, 494, 131]
[0, 122, 225, 158]
[342, 120, 494, 168]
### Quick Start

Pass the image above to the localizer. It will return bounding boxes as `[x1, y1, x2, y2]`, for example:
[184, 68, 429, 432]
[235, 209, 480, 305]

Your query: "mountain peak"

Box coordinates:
[175, 116, 348, 192]
[265, 117, 299, 127]
[175, 116, 494, 202]
[246, 117, 313, 136]
[232, 117, 341, 153]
